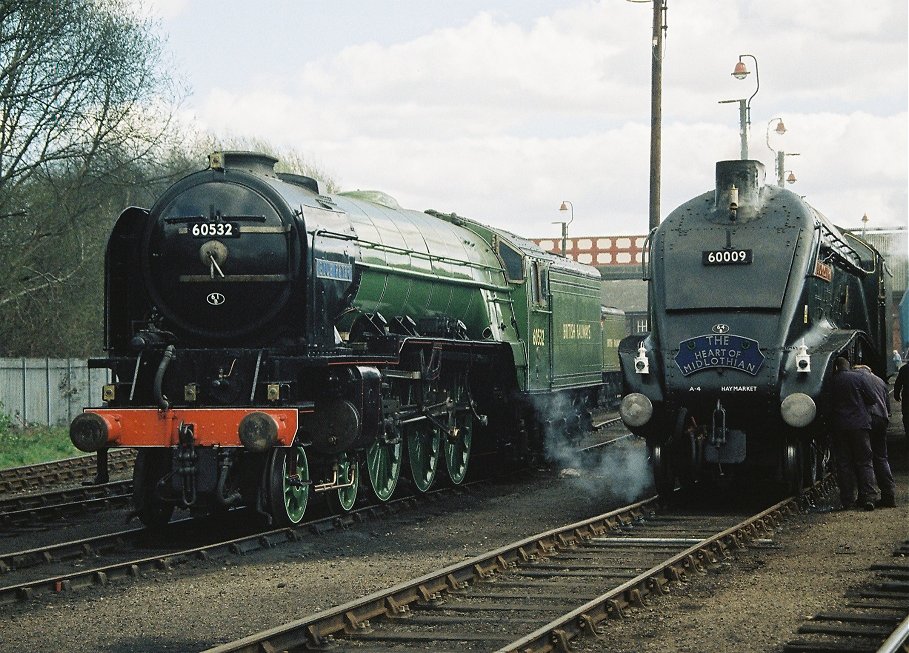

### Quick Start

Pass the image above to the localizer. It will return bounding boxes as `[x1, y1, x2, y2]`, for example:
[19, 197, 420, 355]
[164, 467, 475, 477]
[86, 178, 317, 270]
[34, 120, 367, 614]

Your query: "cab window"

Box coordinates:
[530, 260, 548, 307]
[498, 240, 524, 282]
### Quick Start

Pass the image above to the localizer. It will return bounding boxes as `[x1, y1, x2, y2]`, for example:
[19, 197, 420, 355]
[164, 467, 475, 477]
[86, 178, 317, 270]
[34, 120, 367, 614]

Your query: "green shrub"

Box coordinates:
[0, 407, 14, 434]
[0, 402, 80, 469]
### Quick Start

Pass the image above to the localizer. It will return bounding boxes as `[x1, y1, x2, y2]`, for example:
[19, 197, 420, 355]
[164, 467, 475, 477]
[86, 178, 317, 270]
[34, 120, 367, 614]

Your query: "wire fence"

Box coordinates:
[0, 358, 109, 428]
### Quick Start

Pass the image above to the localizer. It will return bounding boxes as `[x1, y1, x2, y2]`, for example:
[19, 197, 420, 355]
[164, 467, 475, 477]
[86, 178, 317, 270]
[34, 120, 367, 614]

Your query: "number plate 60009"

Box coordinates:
[702, 249, 752, 265]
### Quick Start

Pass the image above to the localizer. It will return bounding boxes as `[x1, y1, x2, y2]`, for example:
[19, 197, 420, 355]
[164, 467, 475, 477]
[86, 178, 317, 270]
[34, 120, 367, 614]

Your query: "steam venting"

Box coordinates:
[714, 160, 766, 219]
[532, 393, 653, 504]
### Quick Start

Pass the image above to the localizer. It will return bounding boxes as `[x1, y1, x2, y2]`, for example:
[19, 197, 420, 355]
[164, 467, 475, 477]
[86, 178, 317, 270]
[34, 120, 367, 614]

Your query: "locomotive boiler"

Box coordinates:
[70, 151, 616, 527]
[618, 159, 890, 496]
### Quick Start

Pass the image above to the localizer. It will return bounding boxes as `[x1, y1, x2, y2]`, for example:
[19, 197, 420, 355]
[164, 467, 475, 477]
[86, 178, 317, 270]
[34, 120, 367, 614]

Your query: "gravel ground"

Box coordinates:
[1, 412, 906, 653]
[582, 408, 909, 653]
[0, 432, 649, 653]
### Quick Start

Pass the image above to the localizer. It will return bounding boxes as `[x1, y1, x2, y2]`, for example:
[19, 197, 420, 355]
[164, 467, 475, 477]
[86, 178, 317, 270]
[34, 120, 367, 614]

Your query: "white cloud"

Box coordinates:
[173, 0, 907, 237]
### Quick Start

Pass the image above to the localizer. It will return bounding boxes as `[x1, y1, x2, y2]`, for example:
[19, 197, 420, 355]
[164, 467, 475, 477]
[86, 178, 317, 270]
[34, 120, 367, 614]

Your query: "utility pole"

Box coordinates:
[648, 1, 666, 232]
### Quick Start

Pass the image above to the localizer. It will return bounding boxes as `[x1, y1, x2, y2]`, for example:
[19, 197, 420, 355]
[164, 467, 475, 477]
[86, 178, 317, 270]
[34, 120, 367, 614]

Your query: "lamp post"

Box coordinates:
[766, 118, 799, 187]
[626, 0, 667, 231]
[861, 212, 869, 238]
[720, 53, 760, 159]
[776, 154, 800, 186]
[554, 201, 574, 256]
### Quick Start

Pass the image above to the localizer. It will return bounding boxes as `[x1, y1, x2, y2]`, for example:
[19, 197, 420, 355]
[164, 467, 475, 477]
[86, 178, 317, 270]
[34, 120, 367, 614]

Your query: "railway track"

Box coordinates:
[0, 448, 134, 494]
[0, 479, 133, 526]
[0, 449, 134, 527]
[0, 483, 475, 603]
[0, 433, 631, 604]
[590, 416, 621, 430]
[203, 479, 848, 653]
[783, 539, 909, 653]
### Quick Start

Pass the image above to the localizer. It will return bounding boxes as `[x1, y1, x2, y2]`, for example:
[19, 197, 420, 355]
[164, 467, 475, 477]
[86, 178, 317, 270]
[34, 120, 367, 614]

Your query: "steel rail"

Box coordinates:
[878, 612, 909, 653]
[0, 432, 632, 605]
[201, 496, 661, 653]
[783, 541, 909, 652]
[0, 480, 133, 524]
[499, 480, 834, 653]
[0, 479, 484, 603]
[201, 478, 836, 653]
[0, 521, 174, 579]
[0, 449, 134, 494]
[591, 416, 621, 430]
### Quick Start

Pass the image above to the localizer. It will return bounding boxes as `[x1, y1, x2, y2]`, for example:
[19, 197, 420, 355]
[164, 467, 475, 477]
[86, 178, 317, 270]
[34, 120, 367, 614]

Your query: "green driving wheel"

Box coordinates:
[367, 438, 402, 502]
[407, 423, 441, 493]
[445, 411, 472, 485]
[267, 445, 310, 526]
[329, 451, 359, 513]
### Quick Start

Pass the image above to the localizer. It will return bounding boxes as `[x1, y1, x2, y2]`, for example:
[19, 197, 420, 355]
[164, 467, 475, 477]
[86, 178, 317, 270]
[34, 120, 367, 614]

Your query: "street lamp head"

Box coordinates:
[785, 171, 797, 184]
[766, 118, 787, 154]
[730, 54, 760, 131]
[559, 200, 574, 225]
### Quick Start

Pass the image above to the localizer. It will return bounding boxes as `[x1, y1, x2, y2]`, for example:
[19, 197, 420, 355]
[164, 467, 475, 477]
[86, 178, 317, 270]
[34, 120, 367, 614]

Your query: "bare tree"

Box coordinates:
[0, 0, 180, 312]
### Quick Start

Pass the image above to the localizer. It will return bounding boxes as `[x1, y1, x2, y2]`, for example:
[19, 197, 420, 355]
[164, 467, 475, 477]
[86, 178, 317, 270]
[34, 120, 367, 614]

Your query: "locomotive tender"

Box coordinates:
[70, 151, 617, 526]
[619, 159, 890, 495]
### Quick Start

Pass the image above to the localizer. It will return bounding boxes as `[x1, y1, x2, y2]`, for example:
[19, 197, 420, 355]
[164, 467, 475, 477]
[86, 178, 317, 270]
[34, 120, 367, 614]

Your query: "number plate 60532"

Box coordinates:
[189, 222, 239, 238]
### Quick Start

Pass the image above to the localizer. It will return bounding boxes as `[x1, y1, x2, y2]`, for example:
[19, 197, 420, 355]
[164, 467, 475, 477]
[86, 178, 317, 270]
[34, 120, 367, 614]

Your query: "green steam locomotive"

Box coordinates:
[70, 151, 623, 527]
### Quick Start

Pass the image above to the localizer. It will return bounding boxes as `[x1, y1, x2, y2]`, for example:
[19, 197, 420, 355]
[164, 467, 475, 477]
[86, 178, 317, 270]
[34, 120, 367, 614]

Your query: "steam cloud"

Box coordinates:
[532, 393, 653, 503]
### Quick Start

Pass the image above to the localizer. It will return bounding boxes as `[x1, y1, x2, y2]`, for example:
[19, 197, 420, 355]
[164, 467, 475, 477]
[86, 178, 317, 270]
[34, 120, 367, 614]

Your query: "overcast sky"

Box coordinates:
[145, 0, 907, 240]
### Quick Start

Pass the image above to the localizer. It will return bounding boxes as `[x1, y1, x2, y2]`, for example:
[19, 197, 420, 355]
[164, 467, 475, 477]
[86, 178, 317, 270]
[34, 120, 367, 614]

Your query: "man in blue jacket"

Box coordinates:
[895, 362, 909, 438]
[830, 357, 878, 511]
[854, 365, 895, 508]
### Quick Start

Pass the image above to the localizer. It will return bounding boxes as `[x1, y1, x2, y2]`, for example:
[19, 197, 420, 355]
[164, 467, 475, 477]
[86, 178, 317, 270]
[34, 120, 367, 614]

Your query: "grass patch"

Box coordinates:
[0, 410, 81, 469]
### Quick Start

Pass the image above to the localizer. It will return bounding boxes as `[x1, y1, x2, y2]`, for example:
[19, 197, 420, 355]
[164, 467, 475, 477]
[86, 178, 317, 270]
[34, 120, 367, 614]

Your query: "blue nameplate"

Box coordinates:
[674, 334, 764, 376]
[315, 258, 353, 282]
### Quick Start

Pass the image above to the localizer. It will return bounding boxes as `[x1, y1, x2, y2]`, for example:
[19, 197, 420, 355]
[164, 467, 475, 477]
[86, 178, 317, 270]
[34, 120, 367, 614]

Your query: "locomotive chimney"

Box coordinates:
[209, 151, 279, 177]
[714, 160, 766, 220]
